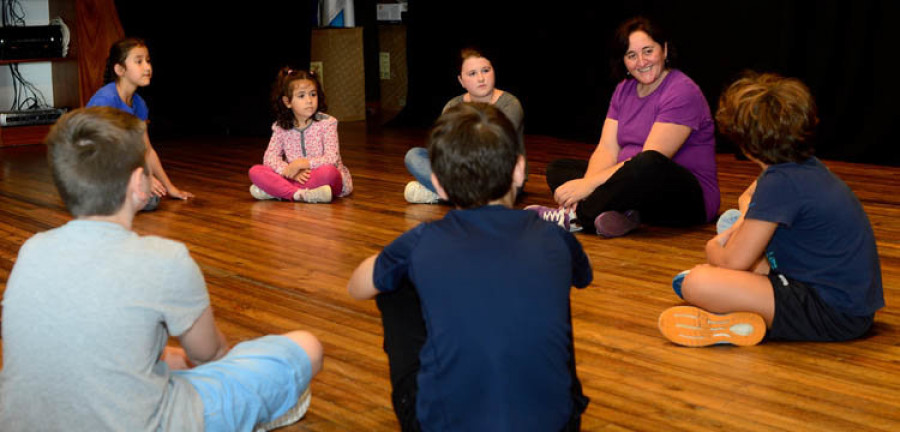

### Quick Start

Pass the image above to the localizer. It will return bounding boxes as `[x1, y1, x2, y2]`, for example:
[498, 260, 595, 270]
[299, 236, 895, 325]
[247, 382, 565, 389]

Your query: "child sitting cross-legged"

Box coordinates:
[658, 72, 884, 347]
[0, 107, 323, 431]
[348, 102, 592, 431]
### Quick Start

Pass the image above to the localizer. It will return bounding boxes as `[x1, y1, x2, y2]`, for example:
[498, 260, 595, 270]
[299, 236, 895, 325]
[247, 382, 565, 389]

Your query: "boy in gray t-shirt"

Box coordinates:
[0, 107, 323, 431]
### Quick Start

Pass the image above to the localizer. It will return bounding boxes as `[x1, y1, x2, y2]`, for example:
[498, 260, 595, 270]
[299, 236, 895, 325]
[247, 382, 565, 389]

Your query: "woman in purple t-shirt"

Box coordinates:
[529, 17, 720, 237]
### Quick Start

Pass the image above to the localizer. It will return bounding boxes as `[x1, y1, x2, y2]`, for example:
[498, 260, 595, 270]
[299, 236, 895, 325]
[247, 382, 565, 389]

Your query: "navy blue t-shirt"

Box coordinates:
[374, 205, 592, 431]
[746, 157, 883, 316]
[86, 82, 149, 121]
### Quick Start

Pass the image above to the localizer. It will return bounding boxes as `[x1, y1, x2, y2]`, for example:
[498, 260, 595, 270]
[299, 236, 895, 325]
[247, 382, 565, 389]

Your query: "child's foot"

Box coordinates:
[658, 306, 766, 347]
[672, 270, 690, 299]
[717, 208, 742, 234]
[404, 181, 440, 204]
[524, 205, 583, 232]
[254, 387, 311, 431]
[594, 210, 640, 238]
[250, 184, 276, 200]
[293, 185, 332, 203]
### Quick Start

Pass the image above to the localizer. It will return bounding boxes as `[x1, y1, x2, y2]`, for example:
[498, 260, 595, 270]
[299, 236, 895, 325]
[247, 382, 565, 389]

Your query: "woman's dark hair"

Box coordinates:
[103, 37, 147, 84]
[271, 67, 327, 130]
[716, 71, 818, 164]
[610, 16, 676, 80]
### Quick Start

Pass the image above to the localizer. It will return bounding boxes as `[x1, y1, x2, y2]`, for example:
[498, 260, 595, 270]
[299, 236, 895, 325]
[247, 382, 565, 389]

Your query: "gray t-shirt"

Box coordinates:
[1, 220, 209, 431]
[443, 91, 525, 145]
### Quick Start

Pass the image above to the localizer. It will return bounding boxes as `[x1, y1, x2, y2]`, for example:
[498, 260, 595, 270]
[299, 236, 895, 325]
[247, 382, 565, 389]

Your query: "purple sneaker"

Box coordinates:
[594, 210, 640, 238]
[524, 205, 583, 232]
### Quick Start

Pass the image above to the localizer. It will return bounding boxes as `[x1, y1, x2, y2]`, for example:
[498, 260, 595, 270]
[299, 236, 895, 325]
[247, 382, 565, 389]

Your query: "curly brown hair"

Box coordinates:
[716, 71, 818, 165]
[272, 67, 327, 130]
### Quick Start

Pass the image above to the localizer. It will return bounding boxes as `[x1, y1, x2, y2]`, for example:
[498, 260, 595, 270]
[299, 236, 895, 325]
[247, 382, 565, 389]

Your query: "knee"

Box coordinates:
[404, 147, 428, 168]
[316, 164, 341, 180]
[627, 150, 669, 169]
[283, 330, 324, 376]
[681, 264, 712, 304]
[248, 164, 269, 179]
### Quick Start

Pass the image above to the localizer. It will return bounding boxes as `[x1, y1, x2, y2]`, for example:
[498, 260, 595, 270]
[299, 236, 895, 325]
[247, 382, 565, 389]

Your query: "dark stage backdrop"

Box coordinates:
[397, 0, 899, 165]
[113, 1, 898, 165]
[113, 1, 317, 138]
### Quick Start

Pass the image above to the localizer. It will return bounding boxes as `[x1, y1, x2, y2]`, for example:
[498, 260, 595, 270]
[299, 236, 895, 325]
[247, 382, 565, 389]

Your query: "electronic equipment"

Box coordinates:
[0, 108, 66, 127]
[0, 25, 64, 60]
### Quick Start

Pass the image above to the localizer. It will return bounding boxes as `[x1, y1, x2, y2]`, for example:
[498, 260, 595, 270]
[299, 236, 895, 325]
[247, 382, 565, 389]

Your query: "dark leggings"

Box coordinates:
[375, 280, 588, 431]
[546, 150, 707, 232]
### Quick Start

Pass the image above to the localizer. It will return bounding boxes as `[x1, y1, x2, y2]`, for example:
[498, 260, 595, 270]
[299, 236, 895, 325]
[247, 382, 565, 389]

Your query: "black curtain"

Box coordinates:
[111, 1, 899, 165]
[114, 1, 317, 138]
[397, 0, 900, 165]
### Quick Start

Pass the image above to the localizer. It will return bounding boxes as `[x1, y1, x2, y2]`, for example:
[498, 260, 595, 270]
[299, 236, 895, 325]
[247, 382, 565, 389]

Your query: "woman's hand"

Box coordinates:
[554, 178, 595, 209]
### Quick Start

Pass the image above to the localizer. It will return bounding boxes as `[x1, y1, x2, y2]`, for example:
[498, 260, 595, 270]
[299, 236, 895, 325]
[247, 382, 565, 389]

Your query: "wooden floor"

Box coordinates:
[1, 122, 899, 431]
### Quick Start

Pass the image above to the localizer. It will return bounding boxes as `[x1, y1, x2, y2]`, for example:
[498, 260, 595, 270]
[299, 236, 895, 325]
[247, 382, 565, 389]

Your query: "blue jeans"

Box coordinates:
[404, 147, 436, 193]
[405, 147, 528, 197]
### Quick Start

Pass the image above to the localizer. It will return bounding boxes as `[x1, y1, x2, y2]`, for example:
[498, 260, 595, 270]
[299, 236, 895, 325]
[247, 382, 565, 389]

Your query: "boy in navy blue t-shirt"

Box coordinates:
[349, 103, 592, 431]
[659, 72, 884, 347]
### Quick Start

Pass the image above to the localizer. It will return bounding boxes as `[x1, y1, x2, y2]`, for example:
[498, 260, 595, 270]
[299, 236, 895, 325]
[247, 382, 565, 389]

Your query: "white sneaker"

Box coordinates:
[404, 181, 440, 204]
[293, 185, 333, 203]
[250, 184, 276, 200]
[254, 387, 312, 431]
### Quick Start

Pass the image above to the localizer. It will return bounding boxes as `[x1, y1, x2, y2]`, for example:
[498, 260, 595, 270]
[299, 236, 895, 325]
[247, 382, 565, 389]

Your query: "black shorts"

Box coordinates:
[767, 272, 874, 342]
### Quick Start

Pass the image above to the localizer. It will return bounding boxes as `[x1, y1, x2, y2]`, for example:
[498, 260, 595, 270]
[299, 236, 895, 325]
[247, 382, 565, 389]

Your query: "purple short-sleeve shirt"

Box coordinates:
[606, 70, 720, 221]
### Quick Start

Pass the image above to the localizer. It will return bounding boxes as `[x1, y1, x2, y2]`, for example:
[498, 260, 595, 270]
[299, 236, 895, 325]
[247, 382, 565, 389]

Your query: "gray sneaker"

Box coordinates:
[404, 181, 440, 204]
[249, 184, 276, 200]
[294, 185, 333, 203]
[524, 205, 583, 232]
[254, 388, 311, 431]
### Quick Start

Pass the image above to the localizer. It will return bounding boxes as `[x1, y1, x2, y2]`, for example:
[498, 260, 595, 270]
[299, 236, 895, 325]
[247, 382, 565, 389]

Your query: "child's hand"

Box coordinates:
[151, 177, 167, 197]
[161, 346, 194, 370]
[284, 158, 310, 179]
[168, 186, 194, 200]
[293, 169, 311, 184]
[738, 180, 758, 213]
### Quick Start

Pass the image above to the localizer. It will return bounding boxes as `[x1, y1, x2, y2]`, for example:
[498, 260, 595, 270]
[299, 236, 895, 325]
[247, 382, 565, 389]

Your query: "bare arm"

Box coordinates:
[706, 218, 777, 270]
[177, 307, 228, 365]
[347, 254, 379, 300]
[554, 119, 621, 208]
[144, 132, 193, 199]
[642, 122, 693, 158]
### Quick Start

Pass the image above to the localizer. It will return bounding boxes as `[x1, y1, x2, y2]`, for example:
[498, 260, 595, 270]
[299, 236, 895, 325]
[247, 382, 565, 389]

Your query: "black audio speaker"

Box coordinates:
[0, 25, 64, 60]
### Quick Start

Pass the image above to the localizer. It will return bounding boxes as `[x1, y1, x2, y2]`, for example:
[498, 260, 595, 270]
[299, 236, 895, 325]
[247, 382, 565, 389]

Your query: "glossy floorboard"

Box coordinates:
[1, 122, 898, 431]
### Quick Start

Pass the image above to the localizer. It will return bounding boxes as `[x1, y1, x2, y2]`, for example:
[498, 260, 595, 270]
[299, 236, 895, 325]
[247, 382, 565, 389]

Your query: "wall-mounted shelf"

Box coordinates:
[0, 0, 78, 147]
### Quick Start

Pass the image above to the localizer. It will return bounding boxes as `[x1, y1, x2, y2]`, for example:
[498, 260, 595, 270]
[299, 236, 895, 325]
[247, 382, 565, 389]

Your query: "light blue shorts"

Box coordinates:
[174, 335, 313, 432]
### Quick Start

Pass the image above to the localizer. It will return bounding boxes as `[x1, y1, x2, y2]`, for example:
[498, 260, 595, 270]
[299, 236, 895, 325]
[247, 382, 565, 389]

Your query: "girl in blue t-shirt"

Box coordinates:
[87, 38, 192, 206]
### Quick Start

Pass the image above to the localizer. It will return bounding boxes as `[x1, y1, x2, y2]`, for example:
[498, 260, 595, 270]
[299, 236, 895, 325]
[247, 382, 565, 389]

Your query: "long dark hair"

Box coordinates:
[271, 67, 327, 129]
[103, 37, 147, 84]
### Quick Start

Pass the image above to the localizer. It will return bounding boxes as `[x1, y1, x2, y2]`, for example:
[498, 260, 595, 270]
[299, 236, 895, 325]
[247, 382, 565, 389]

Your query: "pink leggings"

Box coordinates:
[248, 164, 343, 201]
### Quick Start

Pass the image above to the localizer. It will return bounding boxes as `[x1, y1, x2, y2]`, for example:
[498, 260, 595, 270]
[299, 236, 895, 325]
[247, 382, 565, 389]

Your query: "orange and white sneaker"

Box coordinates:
[658, 306, 766, 347]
